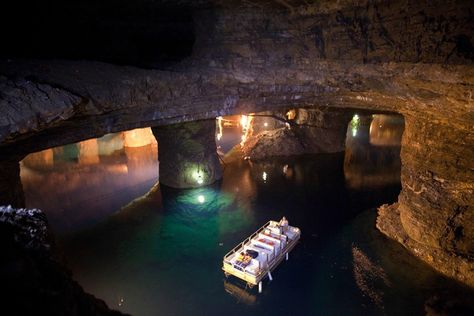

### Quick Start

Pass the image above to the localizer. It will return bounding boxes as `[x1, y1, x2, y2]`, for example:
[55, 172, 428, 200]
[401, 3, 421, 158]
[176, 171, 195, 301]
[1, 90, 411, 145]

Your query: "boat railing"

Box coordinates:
[223, 220, 301, 286]
[223, 221, 271, 263]
[223, 221, 295, 280]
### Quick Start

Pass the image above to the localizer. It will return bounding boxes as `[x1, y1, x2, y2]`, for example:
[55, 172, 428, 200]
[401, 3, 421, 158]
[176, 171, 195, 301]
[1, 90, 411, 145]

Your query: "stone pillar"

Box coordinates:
[0, 159, 25, 208]
[22, 149, 54, 168]
[123, 128, 156, 148]
[377, 115, 474, 286]
[152, 119, 222, 188]
[77, 139, 99, 165]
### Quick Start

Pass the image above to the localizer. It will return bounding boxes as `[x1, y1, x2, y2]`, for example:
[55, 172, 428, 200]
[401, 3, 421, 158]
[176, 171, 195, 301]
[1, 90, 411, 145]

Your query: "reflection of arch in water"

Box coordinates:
[77, 139, 100, 165]
[344, 114, 403, 190]
[19, 140, 158, 232]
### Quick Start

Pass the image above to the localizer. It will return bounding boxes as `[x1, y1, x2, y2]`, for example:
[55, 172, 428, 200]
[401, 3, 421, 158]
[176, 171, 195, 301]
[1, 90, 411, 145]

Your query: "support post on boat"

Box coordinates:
[222, 217, 301, 293]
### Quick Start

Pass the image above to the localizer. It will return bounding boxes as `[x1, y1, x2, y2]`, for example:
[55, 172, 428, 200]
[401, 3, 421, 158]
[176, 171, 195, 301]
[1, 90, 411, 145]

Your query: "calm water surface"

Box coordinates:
[20, 115, 474, 315]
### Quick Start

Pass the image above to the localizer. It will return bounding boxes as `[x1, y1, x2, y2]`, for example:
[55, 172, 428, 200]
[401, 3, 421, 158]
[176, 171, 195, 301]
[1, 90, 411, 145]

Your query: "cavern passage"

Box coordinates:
[0, 0, 473, 315]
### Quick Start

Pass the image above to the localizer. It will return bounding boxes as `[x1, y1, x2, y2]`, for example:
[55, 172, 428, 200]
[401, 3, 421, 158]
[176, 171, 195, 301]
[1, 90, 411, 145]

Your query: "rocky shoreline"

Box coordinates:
[0, 206, 127, 316]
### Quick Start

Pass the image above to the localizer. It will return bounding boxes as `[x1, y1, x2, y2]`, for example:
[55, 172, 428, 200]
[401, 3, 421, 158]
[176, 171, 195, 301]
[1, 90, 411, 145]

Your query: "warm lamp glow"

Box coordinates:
[240, 115, 253, 146]
[216, 116, 223, 141]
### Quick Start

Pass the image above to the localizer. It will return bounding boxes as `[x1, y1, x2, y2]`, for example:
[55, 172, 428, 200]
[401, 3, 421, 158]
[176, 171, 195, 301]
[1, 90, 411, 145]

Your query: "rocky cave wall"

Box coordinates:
[1, 0, 472, 155]
[191, 0, 473, 67]
[378, 115, 474, 286]
[0, 206, 127, 315]
[0, 0, 472, 286]
[241, 108, 354, 159]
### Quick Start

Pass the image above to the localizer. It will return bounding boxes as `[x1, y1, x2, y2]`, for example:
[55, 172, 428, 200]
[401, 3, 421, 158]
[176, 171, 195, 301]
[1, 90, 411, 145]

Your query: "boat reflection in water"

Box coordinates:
[223, 280, 257, 306]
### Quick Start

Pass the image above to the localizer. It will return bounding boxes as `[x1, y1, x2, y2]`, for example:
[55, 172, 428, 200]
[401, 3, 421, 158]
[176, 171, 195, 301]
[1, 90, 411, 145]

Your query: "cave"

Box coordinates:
[0, 0, 473, 315]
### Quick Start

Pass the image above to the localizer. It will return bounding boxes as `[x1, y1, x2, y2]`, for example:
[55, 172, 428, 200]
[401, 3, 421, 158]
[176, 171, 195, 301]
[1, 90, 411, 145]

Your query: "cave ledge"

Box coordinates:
[377, 203, 474, 288]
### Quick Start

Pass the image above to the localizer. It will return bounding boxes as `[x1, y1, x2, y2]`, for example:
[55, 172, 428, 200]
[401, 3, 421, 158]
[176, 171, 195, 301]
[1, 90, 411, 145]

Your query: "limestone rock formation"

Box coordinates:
[242, 108, 352, 159]
[241, 127, 305, 160]
[0, 206, 127, 315]
[0, 0, 472, 288]
[1, 0, 473, 155]
[377, 115, 474, 287]
[152, 119, 222, 188]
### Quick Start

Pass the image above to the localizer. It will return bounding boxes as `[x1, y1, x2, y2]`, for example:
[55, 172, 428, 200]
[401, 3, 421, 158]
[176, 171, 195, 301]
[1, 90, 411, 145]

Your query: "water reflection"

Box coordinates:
[13, 116, 474, 315]
[77, 138, 100, 165]
[344, 114, 403, 190]
[20, 128, 158, 232]
[223, 280, 257, 306]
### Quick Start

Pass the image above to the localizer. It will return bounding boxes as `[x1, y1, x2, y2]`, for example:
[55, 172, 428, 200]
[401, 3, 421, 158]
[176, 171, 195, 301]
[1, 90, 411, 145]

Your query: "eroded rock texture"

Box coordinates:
[241, 108, 352, 159]
[0, 0, 472, 287]
[152, 119, 222, 188]
[0, 206, 127, 315]
[377, 116, 474, 287]
[1, 1, 473, 156]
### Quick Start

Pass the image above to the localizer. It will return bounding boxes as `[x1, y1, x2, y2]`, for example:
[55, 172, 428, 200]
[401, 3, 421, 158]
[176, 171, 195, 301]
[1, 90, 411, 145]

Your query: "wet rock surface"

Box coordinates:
[0, 206, 127, 316]
[0, 0, 472, 288]
[242, 127, 305, 159]
[242, 109, 352, 159]
[377, 115, 474, 287]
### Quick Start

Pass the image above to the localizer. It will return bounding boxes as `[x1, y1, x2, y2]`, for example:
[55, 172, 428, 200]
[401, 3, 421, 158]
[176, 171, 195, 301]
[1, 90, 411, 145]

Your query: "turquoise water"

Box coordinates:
[20, 116, 474, 315]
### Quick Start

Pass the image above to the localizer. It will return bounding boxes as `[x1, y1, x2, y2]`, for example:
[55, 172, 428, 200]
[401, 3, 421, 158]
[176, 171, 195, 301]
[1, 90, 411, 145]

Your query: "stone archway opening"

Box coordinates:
[344, 112, 404, 192]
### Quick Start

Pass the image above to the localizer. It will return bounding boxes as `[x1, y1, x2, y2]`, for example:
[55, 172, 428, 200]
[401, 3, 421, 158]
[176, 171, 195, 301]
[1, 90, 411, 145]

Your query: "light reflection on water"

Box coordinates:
[19, 115, 474, 315]
[20, 128, 158, 233]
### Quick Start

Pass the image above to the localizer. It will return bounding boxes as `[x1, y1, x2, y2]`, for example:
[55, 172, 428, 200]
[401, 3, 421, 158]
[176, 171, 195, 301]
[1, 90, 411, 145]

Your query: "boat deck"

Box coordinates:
[222, 220, 301, 290]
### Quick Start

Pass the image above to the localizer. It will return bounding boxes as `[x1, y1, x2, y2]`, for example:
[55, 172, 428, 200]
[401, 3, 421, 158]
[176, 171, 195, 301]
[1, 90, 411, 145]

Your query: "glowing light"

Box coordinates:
[240, 114, 254, 146]
[286, 109, 296, 120]
[240, 115, 248, 127]
[192, 170, 204, 185]
[262, 171, 267, 182]
[123, 128, 156, 147]
[264, 122, 268, 127]
[350, 114, 360, 138]
[216, 116, 223, 141]
[197, 195, 205, 203]
[283, 164, 288, 174]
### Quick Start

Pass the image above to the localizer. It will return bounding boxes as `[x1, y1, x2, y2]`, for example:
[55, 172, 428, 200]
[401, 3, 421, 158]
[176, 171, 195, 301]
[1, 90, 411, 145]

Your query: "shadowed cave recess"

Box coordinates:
[0, 0, 473, 315]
